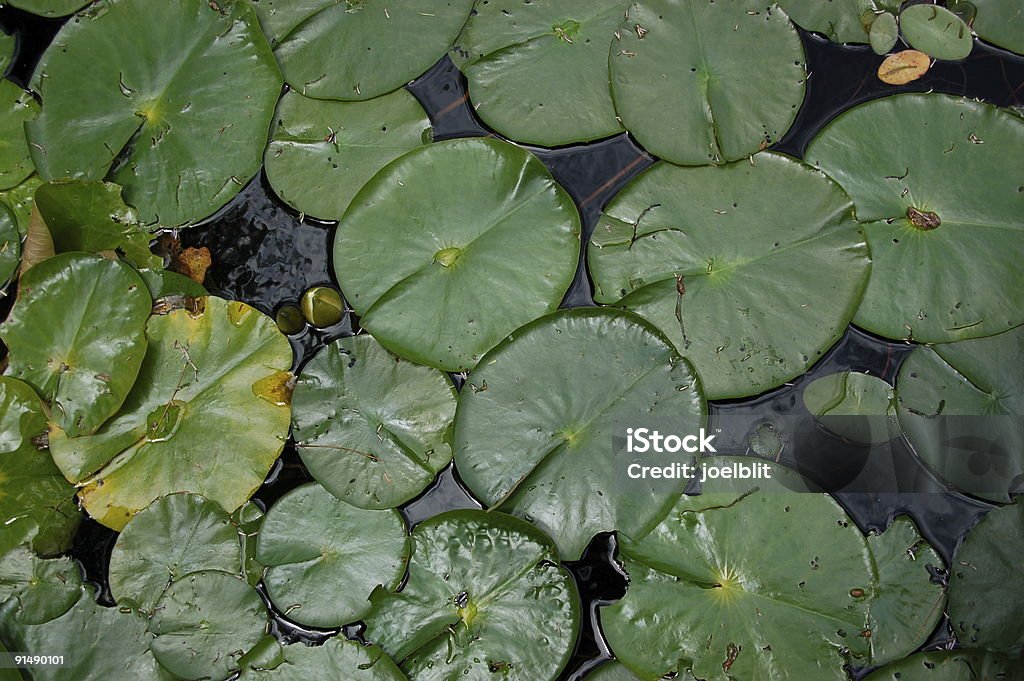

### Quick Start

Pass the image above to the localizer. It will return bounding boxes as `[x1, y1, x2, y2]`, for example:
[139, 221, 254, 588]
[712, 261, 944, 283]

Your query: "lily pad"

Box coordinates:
[1, 252, 151, 438]
[896, 325, 1023, 502]
[238, 637, 408, 680]
[264, 89, 430, 220]
[806, 94, 1024, 343]
[0, 80, 38, 191]
[803, 372, 898, 445]
[0, 174, 42, 237]
[148, 570, 268, 680]
[26, 0, 282, 227]
[256, 482, 408, 628]
[864, 651, 1024, 681]
[878, 49, 932, 85]
[334, 137, 581, 372]
[33, 181, 161, 269]
[972, 0, 1024, 55]
[364, 509, 579, 681]
[292, 335, 457, 509]
[49, 296, 292, 530]
[588, 153, 869, 400]
[583, 662, 644, 681]
[454, 308, 706, 560]
[948, 502, 1024, 656]
[5, 0, 93, 17]
[602, 457, 945, 680]
[257, 0, 475, 101]
[776, 1, 901, 44]
[0, 377, 80, 557]
[108, 493, 243, 615]
[0, 202, 19, 284]
[869, 10, 900, 55]
[455, 0, 627, 146]
[136, 268, 209, 300]
[609, 0, 806, 165]
[900, 4, 973, 61]
[0, 548, 82, 625]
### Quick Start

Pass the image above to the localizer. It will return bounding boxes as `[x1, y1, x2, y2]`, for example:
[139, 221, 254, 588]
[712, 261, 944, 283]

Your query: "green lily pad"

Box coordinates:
[293, 335, 457, 509]
[5, 0, 94, 17]
[0, 201, 19, 284]
[454, 308, 706, 560]
[583, 662, 644, 681]
[136, 268, 209, 300]
[148, 570, 268, 680]
[265, 89, 430, 221]
[602, 457, 945, 680]
[239, 637, 408, 680]
[869, 11, 900, 55]
[803, 372, 898, 445]
[0, 81, 38, 191]
[0, 377, 80, 557]
[609, 0, 806, 165]
[896, 325, 1023, 502]
[455, 0, 626, 146]
[0, 175, 42, 237]
[256, 482, 408, 628]
[2, 252, 151, 438]
[108, 493, 243, 615]
[972, 0, 1024, 54]
[33, 181, 161, 269]
[864, 651, 1024, 681]
[948, 502, 1024, 656]
[588, 153, 869, 400]
[776, 1, 901, 44]
[49, 297, 292, 530]
[27, 0, 282, 227]
[364, 509, 579, 681]
[0, 548, 82, 625]
[806, 94, 1024, 343]
[257, 0, 475, 101]
[900, 4, 974, 61]
[334, 137, 581, 372]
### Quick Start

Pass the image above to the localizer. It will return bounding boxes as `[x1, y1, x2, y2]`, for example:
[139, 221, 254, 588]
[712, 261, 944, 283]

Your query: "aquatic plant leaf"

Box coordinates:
[869, 11, 899, 55]
[0, 175, 41, 237]
[292, 335, 457, 509]
[256, 482, 408, 628]
[863, 651, 1024, 681]
[148, 569, 268, 680]
[609, 0, 806, 165]
[588, 153, 869, 399]
[806, 94, 1024, 343]
[456, 0, 627, 146]
[364, 509, 579, 681]
[238, 636, 408, 680]
[602, 458, 946, 680]
[454, 308, 706, 559]
[0, 202, 19, 284]
[26, 0, 281, 227]
[0, 31, 13, 74]
[17, 205, 53, 275]
[900, 4, 973, 61]
[878, 50, 931, 85]
[0, 80, 38, 191]
[948, 502, 1024, 656]
[108, 493, 242, 615]
[803, 372, 898, 445]
[776, 0, 902, 44]
[264, 89, 430, 220]
[896, 324, 1024, 502]
[2, 252, 150, 438]
[49, 296, 292, 530]
[5, 0, 93, 17]
[135, 268, 208, 300]
[583, 662, 645, 681]
[0, 548, 82, 625]
[334, 138, 581, 372]
[971, 0, 1024, 55]
[255, 0, 475, 101]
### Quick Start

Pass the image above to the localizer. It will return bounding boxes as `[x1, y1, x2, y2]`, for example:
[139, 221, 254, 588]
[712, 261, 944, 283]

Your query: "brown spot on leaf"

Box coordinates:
[907, 207, 941, 230]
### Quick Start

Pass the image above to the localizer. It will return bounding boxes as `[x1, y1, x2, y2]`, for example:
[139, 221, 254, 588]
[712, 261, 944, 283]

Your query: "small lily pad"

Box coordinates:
[971, 0, 1024, 55]
[238, 637, 408, 680]
[900, 4, 974, 61]
[777, 1, 902, 44]
[803, 372, 897, 445]
[256, 482, 409, 628]
[806, 94, 1024, 343]
[334, 137, 581, 372]
[0, 202, 20, 284]
[265, 89, 430, 220]
[0, 548, 82, 625]
[609, 0, 806, 165]
[0, 80, 38, 191]
[863, 651, 1024, 681]
[1, 252, 151, 438]
[292, 335, 457, 509]
[364, 510, 579, 681]
[878, 50, 932, 85]
[4, 0, 93, 17]
[869, 11, 899, 55]
[0, 175, 42, 237]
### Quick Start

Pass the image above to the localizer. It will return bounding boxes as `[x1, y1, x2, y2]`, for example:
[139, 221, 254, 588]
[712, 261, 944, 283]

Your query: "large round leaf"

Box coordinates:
[896, 325, 1023, 502]
[256, 482, 408, 628]
[900, 4, 973, 61]
[238, 637, 408, 680]
[1, 252, 151, 438]
[948, 502, 1024, 656]
[334, 137, 581, 372]
[776, 1, 901, 44]
[609, 0, 806, 165]
[265, 89, 430, 220]
[5, 0, 93, 17]
[602, 457, 945, 681]
[454, 308, 706, 560]
[803, 371, 898, 445]
[49, 297, 293, 530]
[456, 0, 627, 146]
[806, 94, 1024, 343]
[972, 0, 1024, 54]
[257, 0, 475, 101]
[0, 80, 38, 191]
[292, 335, 457, 509]
[589, 153, 869, 399]
[364, 509, 579, 681]
[863, 651, 1024, 681]
[26, 0, 282, 227]
[0, 548, 82, 625]
[0, 377, 79, 557]
[0, 202, 20, 284]
[148, 570, 268, 680]
[109, 493, 243, 615]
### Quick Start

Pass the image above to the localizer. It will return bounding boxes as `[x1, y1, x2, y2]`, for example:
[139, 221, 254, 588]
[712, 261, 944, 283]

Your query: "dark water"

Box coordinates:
[3, 6, 1023, 679]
